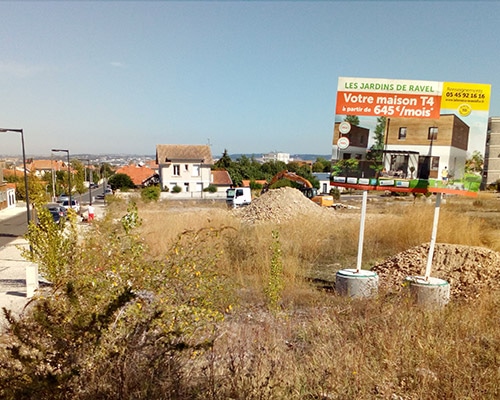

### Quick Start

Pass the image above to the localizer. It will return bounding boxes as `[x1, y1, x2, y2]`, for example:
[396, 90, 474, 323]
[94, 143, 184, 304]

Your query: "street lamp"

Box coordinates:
[52, 149, 71, 209]
[0, 128, 30, 225]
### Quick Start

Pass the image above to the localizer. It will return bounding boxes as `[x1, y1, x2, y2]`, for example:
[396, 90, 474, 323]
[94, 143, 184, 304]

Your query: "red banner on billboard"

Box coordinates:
[336, 91, 441, 119]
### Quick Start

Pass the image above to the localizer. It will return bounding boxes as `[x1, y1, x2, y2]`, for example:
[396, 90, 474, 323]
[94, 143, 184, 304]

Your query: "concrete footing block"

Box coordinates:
[336, 269, 379, 298]
[405, 276, 450, 309]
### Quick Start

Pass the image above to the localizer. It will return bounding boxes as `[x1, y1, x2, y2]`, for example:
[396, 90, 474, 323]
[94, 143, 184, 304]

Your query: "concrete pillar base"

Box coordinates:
[26, 263, 39, 298]
[336, 269, 379, 298]
[405, 276, 450, 309]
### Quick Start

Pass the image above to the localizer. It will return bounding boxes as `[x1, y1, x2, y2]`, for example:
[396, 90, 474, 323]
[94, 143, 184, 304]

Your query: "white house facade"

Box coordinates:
[156, 144, 213, 193]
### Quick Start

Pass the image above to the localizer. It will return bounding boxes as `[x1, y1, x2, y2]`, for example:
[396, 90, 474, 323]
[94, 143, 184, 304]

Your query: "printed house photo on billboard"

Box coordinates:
[332, 77, 491, 196]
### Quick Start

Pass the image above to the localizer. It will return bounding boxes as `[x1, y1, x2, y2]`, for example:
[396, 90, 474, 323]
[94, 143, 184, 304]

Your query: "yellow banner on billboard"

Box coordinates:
[441, 82, 491, 114]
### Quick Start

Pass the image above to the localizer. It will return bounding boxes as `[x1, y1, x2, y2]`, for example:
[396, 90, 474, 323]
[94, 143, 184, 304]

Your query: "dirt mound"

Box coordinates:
[372, 243, 500, 300]
[233, 187, 332, 224]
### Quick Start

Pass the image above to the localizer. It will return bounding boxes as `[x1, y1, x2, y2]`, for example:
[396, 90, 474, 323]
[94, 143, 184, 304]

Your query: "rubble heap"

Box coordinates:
[372, 243, 500, 300]
[233, 187, 333, 224]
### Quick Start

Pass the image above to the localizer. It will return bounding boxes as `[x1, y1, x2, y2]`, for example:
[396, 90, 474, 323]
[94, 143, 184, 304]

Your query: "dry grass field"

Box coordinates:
[2, 189, 500, 399]
[102, 189, 500, 399]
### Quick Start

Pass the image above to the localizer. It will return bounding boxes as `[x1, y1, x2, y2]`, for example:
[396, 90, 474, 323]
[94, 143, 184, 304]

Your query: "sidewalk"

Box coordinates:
[0, 203, 105, 330]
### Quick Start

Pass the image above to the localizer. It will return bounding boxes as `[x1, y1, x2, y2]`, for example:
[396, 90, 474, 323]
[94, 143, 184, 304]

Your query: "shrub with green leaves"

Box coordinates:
[0, 203, 235, 399]
[203, 184, 218, 193]
[141, 185, 161, 202]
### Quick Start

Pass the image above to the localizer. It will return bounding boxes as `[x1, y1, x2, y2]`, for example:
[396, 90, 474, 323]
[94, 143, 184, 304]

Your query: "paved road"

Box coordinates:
[0, 211, 27, 248]
[0, 202, 106, 330]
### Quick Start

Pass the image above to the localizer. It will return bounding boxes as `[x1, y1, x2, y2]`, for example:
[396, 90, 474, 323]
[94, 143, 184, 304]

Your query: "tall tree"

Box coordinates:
[71, 159, 86, 194]
[214, 149, 232, 169]
[312, 157, 331, 172]
[366, 116, 386, 175]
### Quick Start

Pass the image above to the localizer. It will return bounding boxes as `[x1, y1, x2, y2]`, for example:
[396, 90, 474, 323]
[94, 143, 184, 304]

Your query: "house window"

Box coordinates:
[184, 182, 189, 192]
[431, 156, 440, 171]
[428, 127, 438, 140]
[185, 164, 189, 171]
[192, 165, 200, 177]
[398, 127, 407, 140]
[173, 164, 180, 176]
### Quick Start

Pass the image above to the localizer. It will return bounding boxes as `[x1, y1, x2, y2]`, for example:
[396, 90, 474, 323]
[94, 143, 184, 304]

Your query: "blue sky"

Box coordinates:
[0, 1, 498, 158]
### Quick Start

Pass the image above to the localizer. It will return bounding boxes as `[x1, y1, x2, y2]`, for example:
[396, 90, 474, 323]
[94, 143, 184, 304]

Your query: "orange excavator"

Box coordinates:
[261, 170, 334, 207]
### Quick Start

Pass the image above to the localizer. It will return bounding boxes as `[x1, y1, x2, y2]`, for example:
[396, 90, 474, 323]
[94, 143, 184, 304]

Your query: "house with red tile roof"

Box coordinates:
[156, 144, 213, 193]
[29, 159, 71, 177]
[115, 164, 159, 187]
[211, 170, 233, 191]
[241, 179, 267, 188]
[0, 162, 17, 210]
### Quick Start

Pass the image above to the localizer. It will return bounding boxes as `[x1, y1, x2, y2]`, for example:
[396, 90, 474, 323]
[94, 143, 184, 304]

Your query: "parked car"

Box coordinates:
[58, 194, 69, 203]
[61, 199, 81, 213]
[89, 183, 99, 189]
[96, 188, 113, 200]
[43, 203, 68, 223]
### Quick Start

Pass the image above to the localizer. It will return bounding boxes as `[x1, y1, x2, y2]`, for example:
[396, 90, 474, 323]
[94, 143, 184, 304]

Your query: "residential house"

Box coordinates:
[312, 172, 334, 194]
[332, 122, 370, 162]
[29, 159, 68, 178]
[144, 159, 159, 174]
[384, 114, 469, 180]
[0, 163, 16, 210]
[156, 144, 213, 193]
[211, 170, 233, 192]
[115, 163, 159, 188]
[241, 179, 267, 188]
[332, 114, 470, 180]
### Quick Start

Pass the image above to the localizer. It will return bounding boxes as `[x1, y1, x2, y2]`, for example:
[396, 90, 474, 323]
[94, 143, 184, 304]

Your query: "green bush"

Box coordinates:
[330, 187, 341, 200]
[172, 185, 182, 193]
[141, 185, 161, 202]
[203, 184, 218, 193]
[249, 180, 263, 190]
[1, 205, 235, 399]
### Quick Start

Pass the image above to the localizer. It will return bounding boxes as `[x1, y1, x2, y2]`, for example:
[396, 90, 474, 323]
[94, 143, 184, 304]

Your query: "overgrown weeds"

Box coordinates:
[1, 196, 500, 399]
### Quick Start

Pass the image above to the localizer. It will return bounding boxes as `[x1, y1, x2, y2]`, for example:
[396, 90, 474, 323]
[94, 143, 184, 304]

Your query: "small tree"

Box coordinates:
[332, 159, 359, 176]
[366, 116, 386, 176]
[108, 173, 135, 190]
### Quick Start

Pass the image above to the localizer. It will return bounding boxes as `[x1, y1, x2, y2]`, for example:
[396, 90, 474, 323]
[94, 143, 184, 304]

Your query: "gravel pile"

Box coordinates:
[372, 243, 500, 300]
[233, 187, 333, 224]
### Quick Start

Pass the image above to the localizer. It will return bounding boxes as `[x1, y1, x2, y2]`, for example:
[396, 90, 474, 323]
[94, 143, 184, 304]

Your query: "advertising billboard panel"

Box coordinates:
[333, 77, 491, 196]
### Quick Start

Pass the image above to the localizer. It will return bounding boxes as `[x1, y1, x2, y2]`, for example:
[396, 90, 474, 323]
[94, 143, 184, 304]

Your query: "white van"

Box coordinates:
[226, 187, 252, 208]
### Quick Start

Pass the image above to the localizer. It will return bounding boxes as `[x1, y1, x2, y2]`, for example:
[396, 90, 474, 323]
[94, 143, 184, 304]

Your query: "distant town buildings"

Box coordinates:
[260, 152, 293, 164]
[3, 118, 500, 213]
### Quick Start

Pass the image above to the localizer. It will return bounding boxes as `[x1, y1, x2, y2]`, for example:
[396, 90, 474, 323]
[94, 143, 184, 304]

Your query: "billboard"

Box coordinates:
[333, 77, 491, 195]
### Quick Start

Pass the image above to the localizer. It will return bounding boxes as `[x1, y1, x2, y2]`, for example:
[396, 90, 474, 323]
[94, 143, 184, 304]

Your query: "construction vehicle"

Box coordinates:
[261, 170, 334, 207]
